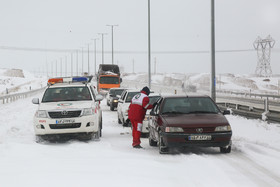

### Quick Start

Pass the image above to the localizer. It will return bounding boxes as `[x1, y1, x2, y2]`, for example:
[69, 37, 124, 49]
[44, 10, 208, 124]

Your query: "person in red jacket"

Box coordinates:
[128, 86, 154, 148]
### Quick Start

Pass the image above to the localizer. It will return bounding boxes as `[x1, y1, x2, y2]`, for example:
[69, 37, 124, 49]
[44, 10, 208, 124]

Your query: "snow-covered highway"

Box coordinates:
[1, 92, 280, 187]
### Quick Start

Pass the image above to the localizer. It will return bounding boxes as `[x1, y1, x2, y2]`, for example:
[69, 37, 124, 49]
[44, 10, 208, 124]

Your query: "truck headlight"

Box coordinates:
[113, 99, 118, 103]
[215, 125, 231, 132]
[36, 110, 48, 118]
[165, 127, 184, 133]
[82, 108, 94, 116]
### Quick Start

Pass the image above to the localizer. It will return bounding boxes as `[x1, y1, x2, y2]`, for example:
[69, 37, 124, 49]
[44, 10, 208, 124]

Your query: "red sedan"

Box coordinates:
[148, 95, 232, 154]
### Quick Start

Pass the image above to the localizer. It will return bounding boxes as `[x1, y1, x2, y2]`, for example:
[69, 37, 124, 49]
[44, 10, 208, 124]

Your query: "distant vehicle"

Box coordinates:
[141, 93, 161, 137]
[148, 95, 232, 154]
[106, 88, 127, 111]
[117, 89, 140, 126]
[32, 77, 103, 141]
[97, 64, 122, 95]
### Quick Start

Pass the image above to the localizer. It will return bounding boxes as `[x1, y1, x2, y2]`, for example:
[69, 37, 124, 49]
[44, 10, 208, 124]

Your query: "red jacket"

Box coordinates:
[128, 91, 153, 122]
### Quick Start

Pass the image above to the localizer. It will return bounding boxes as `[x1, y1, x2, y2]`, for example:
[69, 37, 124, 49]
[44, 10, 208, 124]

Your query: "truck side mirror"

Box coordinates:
[32, 98, 40, 104]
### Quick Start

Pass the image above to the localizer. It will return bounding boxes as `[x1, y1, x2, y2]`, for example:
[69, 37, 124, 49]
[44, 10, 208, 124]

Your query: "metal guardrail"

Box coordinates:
[122, 79, 280, 122]
[217, 90, 280, 100]
[0, 87, 46, 104]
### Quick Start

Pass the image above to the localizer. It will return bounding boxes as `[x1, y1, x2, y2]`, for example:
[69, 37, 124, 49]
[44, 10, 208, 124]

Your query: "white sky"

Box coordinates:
[0, 0, 280, 75]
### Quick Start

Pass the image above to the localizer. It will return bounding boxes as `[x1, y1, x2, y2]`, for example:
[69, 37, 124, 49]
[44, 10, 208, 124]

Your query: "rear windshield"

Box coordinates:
[161, 97, 219, 114]
[42, 87, 92, 102]
[109, 89, 125, 96]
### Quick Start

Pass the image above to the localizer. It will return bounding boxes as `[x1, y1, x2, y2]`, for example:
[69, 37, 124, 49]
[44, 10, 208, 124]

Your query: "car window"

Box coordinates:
[90, 86, 96, 100]
[115, 89, 125, 96]
[125, 92, 140, 103]
[149, 96, 161, 104]
[42, 87, 92, 102]
[161, 97, 219, 114]
[154, 98, 162, 115]
[121, 91, 127, 101]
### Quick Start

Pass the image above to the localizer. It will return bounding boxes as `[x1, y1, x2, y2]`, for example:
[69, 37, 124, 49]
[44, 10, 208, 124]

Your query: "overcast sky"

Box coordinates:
[0, 0, 280, 75]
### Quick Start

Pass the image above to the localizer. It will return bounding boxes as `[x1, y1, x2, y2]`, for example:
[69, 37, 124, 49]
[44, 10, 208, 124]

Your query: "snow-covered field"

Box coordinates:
[0, 68, 46, 95]
[1, 69, 280, 186]
[0, 91, 280, 187]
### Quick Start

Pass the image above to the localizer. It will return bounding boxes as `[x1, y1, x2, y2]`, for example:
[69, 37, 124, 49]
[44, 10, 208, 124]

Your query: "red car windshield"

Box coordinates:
[161, 97, 220, 114]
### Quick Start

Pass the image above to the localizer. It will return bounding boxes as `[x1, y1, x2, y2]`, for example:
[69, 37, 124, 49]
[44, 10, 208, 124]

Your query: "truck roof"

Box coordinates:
[98, 64, 120, 76]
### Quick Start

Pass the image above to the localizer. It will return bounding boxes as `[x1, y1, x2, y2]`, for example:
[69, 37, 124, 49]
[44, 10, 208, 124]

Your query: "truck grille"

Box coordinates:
[49, 123, 81, 129]
[48, 110, 82, 118]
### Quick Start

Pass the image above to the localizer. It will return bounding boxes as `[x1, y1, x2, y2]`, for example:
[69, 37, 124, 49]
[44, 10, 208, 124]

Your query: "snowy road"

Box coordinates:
[1, 93, 280, 187]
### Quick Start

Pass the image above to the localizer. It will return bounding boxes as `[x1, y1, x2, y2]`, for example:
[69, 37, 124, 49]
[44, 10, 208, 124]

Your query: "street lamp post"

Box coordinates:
[71, 52, 73, 76]
[81, 47, 84, 75]
[76, 50, 79, 76]
[91, 38, 99, 76]
[211, 0, 216, 102]
[106, 24, 118, 64]
[98, 33, 107, 64]
[148, 0, 151, 89]
[87, 43, 90, 75]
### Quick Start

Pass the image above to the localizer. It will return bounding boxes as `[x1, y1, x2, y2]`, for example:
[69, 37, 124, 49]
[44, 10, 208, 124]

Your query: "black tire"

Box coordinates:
[149, 131, 157, 147]
[79, 134, 93, 141]
[110, 103, 114, 111]
[35, 135, 45, 143]
[159, 133, 169, 154]
[99, 126, 102, 138]
[220, 146, 231, 153]
[122, 118, 128, 127]
[118, 115, 122, 124]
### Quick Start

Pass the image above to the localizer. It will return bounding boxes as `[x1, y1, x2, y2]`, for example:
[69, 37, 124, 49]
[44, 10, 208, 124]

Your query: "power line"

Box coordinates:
[1, 45, 277, 54]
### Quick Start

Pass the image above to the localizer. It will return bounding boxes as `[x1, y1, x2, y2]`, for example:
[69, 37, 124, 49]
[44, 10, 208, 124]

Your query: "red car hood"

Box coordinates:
[162, 113, 229, 127]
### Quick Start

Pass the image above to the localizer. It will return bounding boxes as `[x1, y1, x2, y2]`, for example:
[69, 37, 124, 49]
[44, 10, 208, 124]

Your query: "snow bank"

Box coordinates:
[0, 68, 47, 95]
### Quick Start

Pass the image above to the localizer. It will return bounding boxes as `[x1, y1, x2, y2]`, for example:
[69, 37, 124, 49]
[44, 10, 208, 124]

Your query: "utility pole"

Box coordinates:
[148, 0, 151, 89]
[81, 47, 84, 75]
[65, 56, 67, 77]
[51, 61, 53, 77]
[98, 33, 107, 64]
[154, 57, 156, 74]
[76, 50, 79, 76]
[133, 59, 135, 74]
[60, 58, 63, 77]
[71, 52, 73, 76]
[106, 24, 118, 64]
[211, 0, 216, 102]
[91, 38, 99, 76]
[87, 43, 90, 75]
[56, 60, 58, 77]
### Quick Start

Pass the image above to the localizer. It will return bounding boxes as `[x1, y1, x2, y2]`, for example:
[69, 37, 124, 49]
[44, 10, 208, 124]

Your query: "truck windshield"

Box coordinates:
[42, 87, 92, 102]
[99, 77, 119, 84]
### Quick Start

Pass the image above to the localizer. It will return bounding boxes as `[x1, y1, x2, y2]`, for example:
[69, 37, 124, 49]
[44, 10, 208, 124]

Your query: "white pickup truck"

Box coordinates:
[32, 77, 103, 141]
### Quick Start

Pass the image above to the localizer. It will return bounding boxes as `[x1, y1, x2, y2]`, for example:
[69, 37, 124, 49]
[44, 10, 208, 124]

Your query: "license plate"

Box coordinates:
[188, 135, 212, 141]
[56, 119, 75, 124]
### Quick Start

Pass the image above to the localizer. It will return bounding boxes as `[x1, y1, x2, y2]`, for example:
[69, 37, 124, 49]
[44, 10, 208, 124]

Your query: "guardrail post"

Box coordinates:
[175, 90, 177, 94]
[264, 97, 269, 113]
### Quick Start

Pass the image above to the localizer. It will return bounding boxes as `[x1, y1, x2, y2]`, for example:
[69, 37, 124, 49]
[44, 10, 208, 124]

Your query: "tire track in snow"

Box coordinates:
[221, 151, 280, 186]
